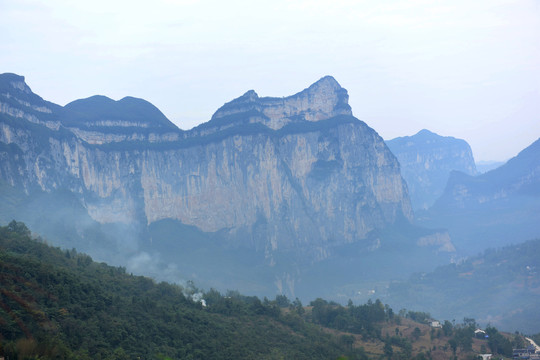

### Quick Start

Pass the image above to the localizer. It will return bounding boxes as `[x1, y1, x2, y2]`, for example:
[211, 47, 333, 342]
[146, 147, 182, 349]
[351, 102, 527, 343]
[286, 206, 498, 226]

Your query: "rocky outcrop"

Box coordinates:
[0, 73, 413, 262]
[386, 129, 477, 210]
[210, 76, 352, 131]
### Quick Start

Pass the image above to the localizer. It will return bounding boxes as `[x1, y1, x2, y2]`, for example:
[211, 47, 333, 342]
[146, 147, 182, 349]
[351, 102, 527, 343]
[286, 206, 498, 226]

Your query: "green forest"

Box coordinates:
[0, 221, 531, 359]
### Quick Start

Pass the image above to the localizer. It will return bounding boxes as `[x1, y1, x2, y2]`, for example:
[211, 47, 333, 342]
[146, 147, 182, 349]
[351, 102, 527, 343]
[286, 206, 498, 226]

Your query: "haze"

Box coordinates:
[2, 0, 539, 161]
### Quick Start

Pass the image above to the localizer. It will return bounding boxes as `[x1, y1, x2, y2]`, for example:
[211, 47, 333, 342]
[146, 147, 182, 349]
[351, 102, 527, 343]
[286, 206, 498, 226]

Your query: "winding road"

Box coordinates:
[526, 337, 540, 353]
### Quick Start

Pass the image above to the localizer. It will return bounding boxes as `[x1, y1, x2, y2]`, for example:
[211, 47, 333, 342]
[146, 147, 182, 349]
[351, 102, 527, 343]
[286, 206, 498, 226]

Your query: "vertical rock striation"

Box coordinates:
[0, 73, 412, 262]
[386, 129, 477, 210]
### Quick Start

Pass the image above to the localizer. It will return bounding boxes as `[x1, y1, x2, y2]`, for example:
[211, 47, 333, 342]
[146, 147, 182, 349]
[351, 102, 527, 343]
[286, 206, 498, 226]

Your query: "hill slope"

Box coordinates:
[0, 222, 522, 360]
[385, 238, 540, 334]
[0, 221, 361, 360]
[419, 137, 540, 254]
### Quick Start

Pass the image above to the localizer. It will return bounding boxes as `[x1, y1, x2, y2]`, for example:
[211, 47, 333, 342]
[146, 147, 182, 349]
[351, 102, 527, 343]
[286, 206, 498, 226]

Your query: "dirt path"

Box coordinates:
[526, 337, 540, 352]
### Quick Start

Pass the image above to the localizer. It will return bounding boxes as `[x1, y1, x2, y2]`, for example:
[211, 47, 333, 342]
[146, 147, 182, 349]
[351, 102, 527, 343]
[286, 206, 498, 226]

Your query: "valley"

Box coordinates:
[0, 222, 530, 359]
[0, 72, 539, 357]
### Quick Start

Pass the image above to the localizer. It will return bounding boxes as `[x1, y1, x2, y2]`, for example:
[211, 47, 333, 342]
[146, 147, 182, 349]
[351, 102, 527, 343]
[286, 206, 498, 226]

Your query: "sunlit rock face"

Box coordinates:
[386, 129, 477, 210]
[0, 73, 412, 260]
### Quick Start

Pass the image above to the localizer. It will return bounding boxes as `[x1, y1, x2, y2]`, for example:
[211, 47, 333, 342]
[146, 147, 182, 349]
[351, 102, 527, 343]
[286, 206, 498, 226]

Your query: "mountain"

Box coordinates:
[206, 75, 351, 132]
[61, 95, 181, 144]
[419, 137, 540, 254]
[0, 73, 443, 297]
[475, 160, 504, 174]
[64, 95, 177, 129]
[386, 130, 477, 210]
[384, 238, 540, 334]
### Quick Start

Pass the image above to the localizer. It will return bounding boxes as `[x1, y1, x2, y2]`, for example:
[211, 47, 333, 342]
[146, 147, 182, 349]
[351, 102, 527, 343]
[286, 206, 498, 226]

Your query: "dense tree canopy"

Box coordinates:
[0, 222, 366, 360]
[0, 221, 523, 360]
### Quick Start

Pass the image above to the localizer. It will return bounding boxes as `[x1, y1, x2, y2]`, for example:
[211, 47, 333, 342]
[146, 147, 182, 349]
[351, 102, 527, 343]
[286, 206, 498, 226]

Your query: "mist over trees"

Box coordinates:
[1, 221, 529, 360]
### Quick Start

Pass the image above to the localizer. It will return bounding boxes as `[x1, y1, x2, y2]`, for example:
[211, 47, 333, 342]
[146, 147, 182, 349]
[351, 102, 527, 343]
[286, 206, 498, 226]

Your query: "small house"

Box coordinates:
[430, 321, 442, 328]
[475, 329, 487, 339]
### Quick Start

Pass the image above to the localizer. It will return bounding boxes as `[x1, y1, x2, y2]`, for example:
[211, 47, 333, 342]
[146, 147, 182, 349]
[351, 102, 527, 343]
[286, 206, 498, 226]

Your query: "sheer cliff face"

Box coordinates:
[0, 73, 412, 259]
[386, 129, 477, 211]
[141, 120, 411, 257]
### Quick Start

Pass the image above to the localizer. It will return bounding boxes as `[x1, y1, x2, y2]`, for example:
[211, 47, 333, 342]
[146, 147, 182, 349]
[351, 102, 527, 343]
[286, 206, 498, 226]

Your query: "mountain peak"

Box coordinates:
[386, 129, 478, 210]
[308, 75, 341, 91]
[240, 89, 259, 100]
[64, 95, 178, 130]
[0, 72, 33, 95]
[210, 76, 352, 130]
[415, 129, 437, 137]
[390, 129, 469, 147]
[0, 73, 60, 121]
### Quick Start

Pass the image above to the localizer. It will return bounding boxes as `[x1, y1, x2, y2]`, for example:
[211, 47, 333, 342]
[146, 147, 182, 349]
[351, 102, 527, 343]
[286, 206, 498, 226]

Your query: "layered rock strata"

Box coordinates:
[0, 73, 412, 260]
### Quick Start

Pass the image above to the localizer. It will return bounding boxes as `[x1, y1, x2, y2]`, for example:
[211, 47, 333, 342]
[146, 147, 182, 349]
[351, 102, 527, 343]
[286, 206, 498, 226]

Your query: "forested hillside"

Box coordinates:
[0, 222, 525, 359]
[0, 221, 363, 359]
[386, 239, 540, 333]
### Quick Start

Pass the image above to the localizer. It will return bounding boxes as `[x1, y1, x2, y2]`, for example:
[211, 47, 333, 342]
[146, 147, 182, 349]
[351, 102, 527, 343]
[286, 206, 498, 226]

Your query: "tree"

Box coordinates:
[275, 294, 290, 308]
[385, 304, 394, 320]
[310, 298, 329, 325]
[406, 311, 431, 323]
[340, 335, 355, 351]
[412, 327, 422, 341]
[383, 341, 393, 359]
[463, 317, 477, 329]
[448, 338, 457, 356]
[513, 334, 525, 349]
[442, 320, 453, 336]
[486, 326, 512, 356]
[7, 220, 31, 237]
[292, 297, 304, 315]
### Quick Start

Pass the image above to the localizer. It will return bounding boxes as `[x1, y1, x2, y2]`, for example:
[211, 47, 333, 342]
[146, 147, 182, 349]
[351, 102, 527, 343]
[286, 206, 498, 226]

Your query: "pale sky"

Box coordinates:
[1, 0, 539, 161]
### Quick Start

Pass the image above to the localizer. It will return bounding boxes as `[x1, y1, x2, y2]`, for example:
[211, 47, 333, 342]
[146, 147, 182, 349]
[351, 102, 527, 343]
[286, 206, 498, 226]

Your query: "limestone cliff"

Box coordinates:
[0, 73, 412, 262]
[386, 129, 477, 210]
[209, 76, 352, 131]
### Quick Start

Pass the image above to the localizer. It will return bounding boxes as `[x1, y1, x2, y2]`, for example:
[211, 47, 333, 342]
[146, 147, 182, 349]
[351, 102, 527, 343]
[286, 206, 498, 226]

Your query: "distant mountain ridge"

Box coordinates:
[386, 129, 477, 210]
[440, 137, 540, 202]
[420, 137, 540, 254]
[475, 160, 504, 174]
